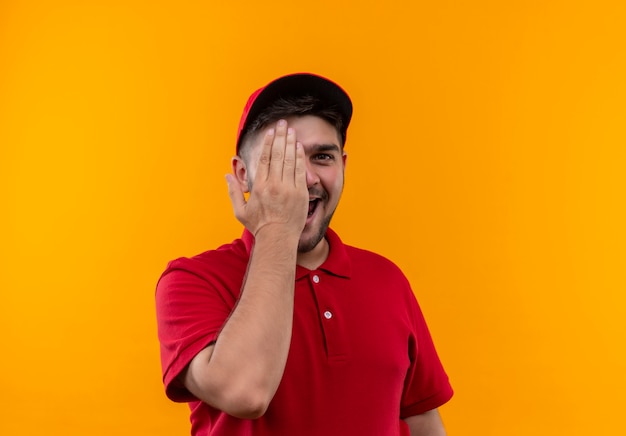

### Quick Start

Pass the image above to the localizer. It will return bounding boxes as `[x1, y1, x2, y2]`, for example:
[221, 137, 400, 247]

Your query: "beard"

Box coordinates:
[297, 210, 334, 253]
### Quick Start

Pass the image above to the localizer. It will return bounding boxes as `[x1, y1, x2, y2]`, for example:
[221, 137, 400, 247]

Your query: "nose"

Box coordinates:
[305, 160, 320, 188]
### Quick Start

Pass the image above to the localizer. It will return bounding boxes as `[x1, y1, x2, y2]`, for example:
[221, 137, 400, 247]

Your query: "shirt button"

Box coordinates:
[312, 274, 320, 283]
[324, 311, 333, 319]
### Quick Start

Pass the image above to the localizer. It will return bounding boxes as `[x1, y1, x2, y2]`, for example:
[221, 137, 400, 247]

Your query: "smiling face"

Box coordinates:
[238, 115, 347, 256]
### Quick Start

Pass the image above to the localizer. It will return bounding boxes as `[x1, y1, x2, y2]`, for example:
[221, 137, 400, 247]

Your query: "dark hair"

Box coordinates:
[239, 95, 345, 158]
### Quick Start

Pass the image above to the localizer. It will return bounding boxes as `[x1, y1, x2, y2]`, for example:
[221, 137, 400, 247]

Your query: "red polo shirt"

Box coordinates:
[156, 228, 453, 435]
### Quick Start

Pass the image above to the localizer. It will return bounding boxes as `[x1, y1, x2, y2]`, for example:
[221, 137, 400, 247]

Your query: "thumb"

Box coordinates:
[225, 174, 246, 218]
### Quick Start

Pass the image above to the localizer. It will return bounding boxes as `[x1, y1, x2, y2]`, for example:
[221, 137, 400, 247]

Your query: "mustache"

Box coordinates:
[308, 188, 328, 201]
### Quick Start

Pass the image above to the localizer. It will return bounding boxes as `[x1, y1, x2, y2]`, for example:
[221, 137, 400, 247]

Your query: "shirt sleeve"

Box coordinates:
[400, 294, 454, 418]
[155, 259, 234, 402]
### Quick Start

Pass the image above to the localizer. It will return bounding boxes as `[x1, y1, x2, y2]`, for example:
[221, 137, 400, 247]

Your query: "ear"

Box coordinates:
[342, 152, 348, 168]
[231, 156, 250, 193]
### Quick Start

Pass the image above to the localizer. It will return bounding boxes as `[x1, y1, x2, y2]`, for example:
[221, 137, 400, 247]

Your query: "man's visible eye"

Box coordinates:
[313, 153, 334, 161]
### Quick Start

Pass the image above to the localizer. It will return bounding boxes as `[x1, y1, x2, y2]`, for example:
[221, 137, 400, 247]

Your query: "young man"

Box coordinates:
[156, 73, 453, 435]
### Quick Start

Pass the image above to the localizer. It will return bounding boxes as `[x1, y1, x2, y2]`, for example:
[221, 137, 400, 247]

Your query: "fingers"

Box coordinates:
[268, 120, 288, 181]
[255, 127, 275, 183]
[294, 142, 306, 189]
[282, 125, 297, 182]
[254, 119, 300, 186]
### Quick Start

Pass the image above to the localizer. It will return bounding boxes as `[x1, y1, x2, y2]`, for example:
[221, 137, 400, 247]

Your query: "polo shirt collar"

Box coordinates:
[315, 227, 351, 278]
[240, 227, 351, 279]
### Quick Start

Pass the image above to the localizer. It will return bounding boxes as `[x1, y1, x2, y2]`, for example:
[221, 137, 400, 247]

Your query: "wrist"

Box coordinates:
[251, 225, 300, 266]
[253, 223, 301, 244]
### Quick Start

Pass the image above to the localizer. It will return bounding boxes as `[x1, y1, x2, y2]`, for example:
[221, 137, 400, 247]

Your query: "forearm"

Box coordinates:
[184, 228, 299, 417]
[211, 230, 297, 402]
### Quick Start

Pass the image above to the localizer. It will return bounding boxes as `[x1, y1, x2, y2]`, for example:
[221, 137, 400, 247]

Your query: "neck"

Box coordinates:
[296, 237, 329, 270]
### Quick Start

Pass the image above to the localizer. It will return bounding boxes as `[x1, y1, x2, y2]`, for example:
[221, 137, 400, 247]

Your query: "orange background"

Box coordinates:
[2, 1, 625, 435]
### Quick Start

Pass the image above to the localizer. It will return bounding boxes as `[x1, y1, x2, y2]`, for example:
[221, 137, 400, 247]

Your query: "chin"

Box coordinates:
[298, 238, 322, 253]
[297, 215, 333, 253]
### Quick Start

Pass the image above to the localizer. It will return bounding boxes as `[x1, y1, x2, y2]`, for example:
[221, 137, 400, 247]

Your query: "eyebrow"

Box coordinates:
[307, 143, 341, 153]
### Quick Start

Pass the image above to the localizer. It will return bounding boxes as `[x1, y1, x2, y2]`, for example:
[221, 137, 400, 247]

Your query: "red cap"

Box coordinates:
[236, 73, 353, 153]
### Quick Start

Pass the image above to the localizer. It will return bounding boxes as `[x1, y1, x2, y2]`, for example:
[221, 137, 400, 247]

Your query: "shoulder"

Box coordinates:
[345, 243, 408, 278]
[156, 238, 249, 302]
[163, 238, 248, 278]
[342, 243, 416, 303]
[327, 228, 408, 280]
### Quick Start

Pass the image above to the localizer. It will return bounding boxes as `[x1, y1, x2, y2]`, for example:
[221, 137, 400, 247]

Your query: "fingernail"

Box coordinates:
[277, 119, 286, 127]
[287, 127, 294, 135]
[268, 128, 275, 135]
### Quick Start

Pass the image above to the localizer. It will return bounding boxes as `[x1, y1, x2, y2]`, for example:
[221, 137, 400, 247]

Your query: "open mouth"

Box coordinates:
[308, 199, 320, 217]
